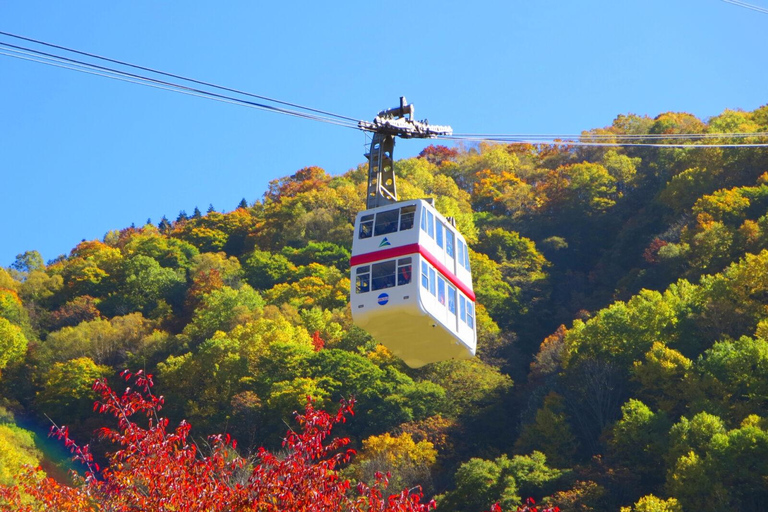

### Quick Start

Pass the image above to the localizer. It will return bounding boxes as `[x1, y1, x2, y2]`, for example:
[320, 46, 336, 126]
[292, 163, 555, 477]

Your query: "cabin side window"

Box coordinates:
[427, 210, 434, 239]
[421, 261, 429, 289]
[463, 244, 471, 271]
[355, 266, 370, 293]
[437, 277, 446, 305]
[460, 295, 466, 322]
[400, 206, 415, 231]
[448, 285, 457, 315]
[436, 222, 444, 249]
[397, 258, 413, 286]
[457, 239, 465, 268]
[359, 214, 374, 239]
[429, 267, 436, 296]
[466, 301, 474, 329]
[446, 230, 455, 258]
[374, 209, 399, 236]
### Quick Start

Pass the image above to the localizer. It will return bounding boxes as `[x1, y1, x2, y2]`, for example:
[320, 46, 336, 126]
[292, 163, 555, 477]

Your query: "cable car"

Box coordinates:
[350, 199, 476, 368]
[350, 97, 475, 368]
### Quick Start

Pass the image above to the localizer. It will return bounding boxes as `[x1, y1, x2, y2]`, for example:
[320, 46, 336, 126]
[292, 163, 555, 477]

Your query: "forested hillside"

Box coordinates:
[2, 106, 768, 511]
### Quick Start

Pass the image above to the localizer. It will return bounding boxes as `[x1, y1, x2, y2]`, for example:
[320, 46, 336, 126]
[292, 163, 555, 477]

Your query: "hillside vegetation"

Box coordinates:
[2, 106, 768, 511]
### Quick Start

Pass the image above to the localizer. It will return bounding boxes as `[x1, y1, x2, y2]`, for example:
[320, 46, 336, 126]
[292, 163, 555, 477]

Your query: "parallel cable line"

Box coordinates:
[438, 134, 768, 148]
[2, 33, 768, 148]
[722, 0, 768, 14]
[0, 30, 360, 122]
[452, 132, 768, 140]
[0, 44, 361, 130]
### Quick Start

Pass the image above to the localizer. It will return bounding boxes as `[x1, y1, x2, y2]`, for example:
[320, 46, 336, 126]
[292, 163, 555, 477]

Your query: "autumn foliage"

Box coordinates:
[0, 370, 435, 512]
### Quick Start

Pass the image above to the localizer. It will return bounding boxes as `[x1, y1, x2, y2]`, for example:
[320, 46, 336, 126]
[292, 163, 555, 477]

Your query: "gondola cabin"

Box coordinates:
[350, 199, 476, 368]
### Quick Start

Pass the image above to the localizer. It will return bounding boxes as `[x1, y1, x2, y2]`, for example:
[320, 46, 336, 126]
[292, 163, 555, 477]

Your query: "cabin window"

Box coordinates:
[397, 258, 413, 286]
[460, 295, 466, 322]
[457, 239, 465, 268]
[359, 215, 374, 239]
[438, 277, 446, 306]
[355, 266, 370, 294]
[374, 209, 400, 236]
[429, 267, 436, 296]
[420, 208, 427, 232]
[463, 244, 471, 271]
[446, 230, 455, 258]
[400, 206, 415, 231]
[371, 260, 396, 290]
[427, 210, 434, 239]
[421, 261, 429, 289]
[467, 301, 474, 329]
[436, 222, 444, 249]
[448, 285, 457, 315]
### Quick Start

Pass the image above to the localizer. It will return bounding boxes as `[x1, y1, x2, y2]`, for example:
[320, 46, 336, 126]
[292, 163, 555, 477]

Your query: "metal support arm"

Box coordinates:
[361, 97, 452, 210]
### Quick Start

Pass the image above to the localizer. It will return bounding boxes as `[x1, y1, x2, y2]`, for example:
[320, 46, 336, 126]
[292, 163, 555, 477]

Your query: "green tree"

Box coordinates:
[632, 342, 693, 415]
[10, 250, 44, 276]
[34, 357, 110, 435]
[0, 318, 27, 375]
[607, 399, 670, 489]
[439, 452, 562, 512]
[42, 312, 153, 368]
[0, 423, 41, 485]
[181, 285, 265, 345]
[242, 249, 296, 290]
[619, 495, 681, 512]
[697, 336, 768, 419]
[349, 432, 437, 495]
[515, 392, 578, 468]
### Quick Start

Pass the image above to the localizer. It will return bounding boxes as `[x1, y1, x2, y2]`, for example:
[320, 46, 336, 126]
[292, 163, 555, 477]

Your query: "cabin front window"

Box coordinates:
[355, 266, 370, 293]
[371, 260, 396, 290]
[374, 209, 399, 236]
[400, 206, 415, 231]
[359, 215, 374, 239]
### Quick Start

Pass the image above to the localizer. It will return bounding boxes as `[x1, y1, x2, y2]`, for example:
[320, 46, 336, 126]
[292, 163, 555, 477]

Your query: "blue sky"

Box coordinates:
[1, 0, 767, 266]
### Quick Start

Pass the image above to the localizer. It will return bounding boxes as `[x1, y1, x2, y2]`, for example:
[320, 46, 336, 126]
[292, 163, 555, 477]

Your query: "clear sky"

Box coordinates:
[1, 0, 767, 266]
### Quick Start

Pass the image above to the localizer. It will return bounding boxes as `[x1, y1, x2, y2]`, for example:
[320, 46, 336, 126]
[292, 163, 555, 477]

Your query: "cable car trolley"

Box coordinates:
[351, 98, 476, 368]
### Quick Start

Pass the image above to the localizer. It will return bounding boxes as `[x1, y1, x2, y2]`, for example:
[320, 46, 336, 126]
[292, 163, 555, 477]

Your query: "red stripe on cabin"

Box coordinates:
[350, 244, 476, 302]
[350, 243, 421, 266]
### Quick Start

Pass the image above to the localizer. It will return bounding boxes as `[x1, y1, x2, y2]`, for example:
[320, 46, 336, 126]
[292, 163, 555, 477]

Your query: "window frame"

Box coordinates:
[355, 265, 371, 294]
[397, 257, 413, 286]
[374, 208, 400, 237]
[359, 214, 374, 239]
[371, 260, 397, 291]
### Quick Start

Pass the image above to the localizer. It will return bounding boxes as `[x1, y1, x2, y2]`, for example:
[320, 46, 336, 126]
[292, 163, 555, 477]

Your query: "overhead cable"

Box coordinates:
[1, 32, 767, 148]
[438, 134, 768, 148]
[452, 132, 768, 140]
[0, 43, 361, 130]
[0, 30, 360, 122]
[721, 0, 768, 14]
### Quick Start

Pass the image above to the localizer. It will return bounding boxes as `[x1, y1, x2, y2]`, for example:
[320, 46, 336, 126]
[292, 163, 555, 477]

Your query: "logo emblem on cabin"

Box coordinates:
[379, 237, 391, 247]
[377, 293, 389, 305]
